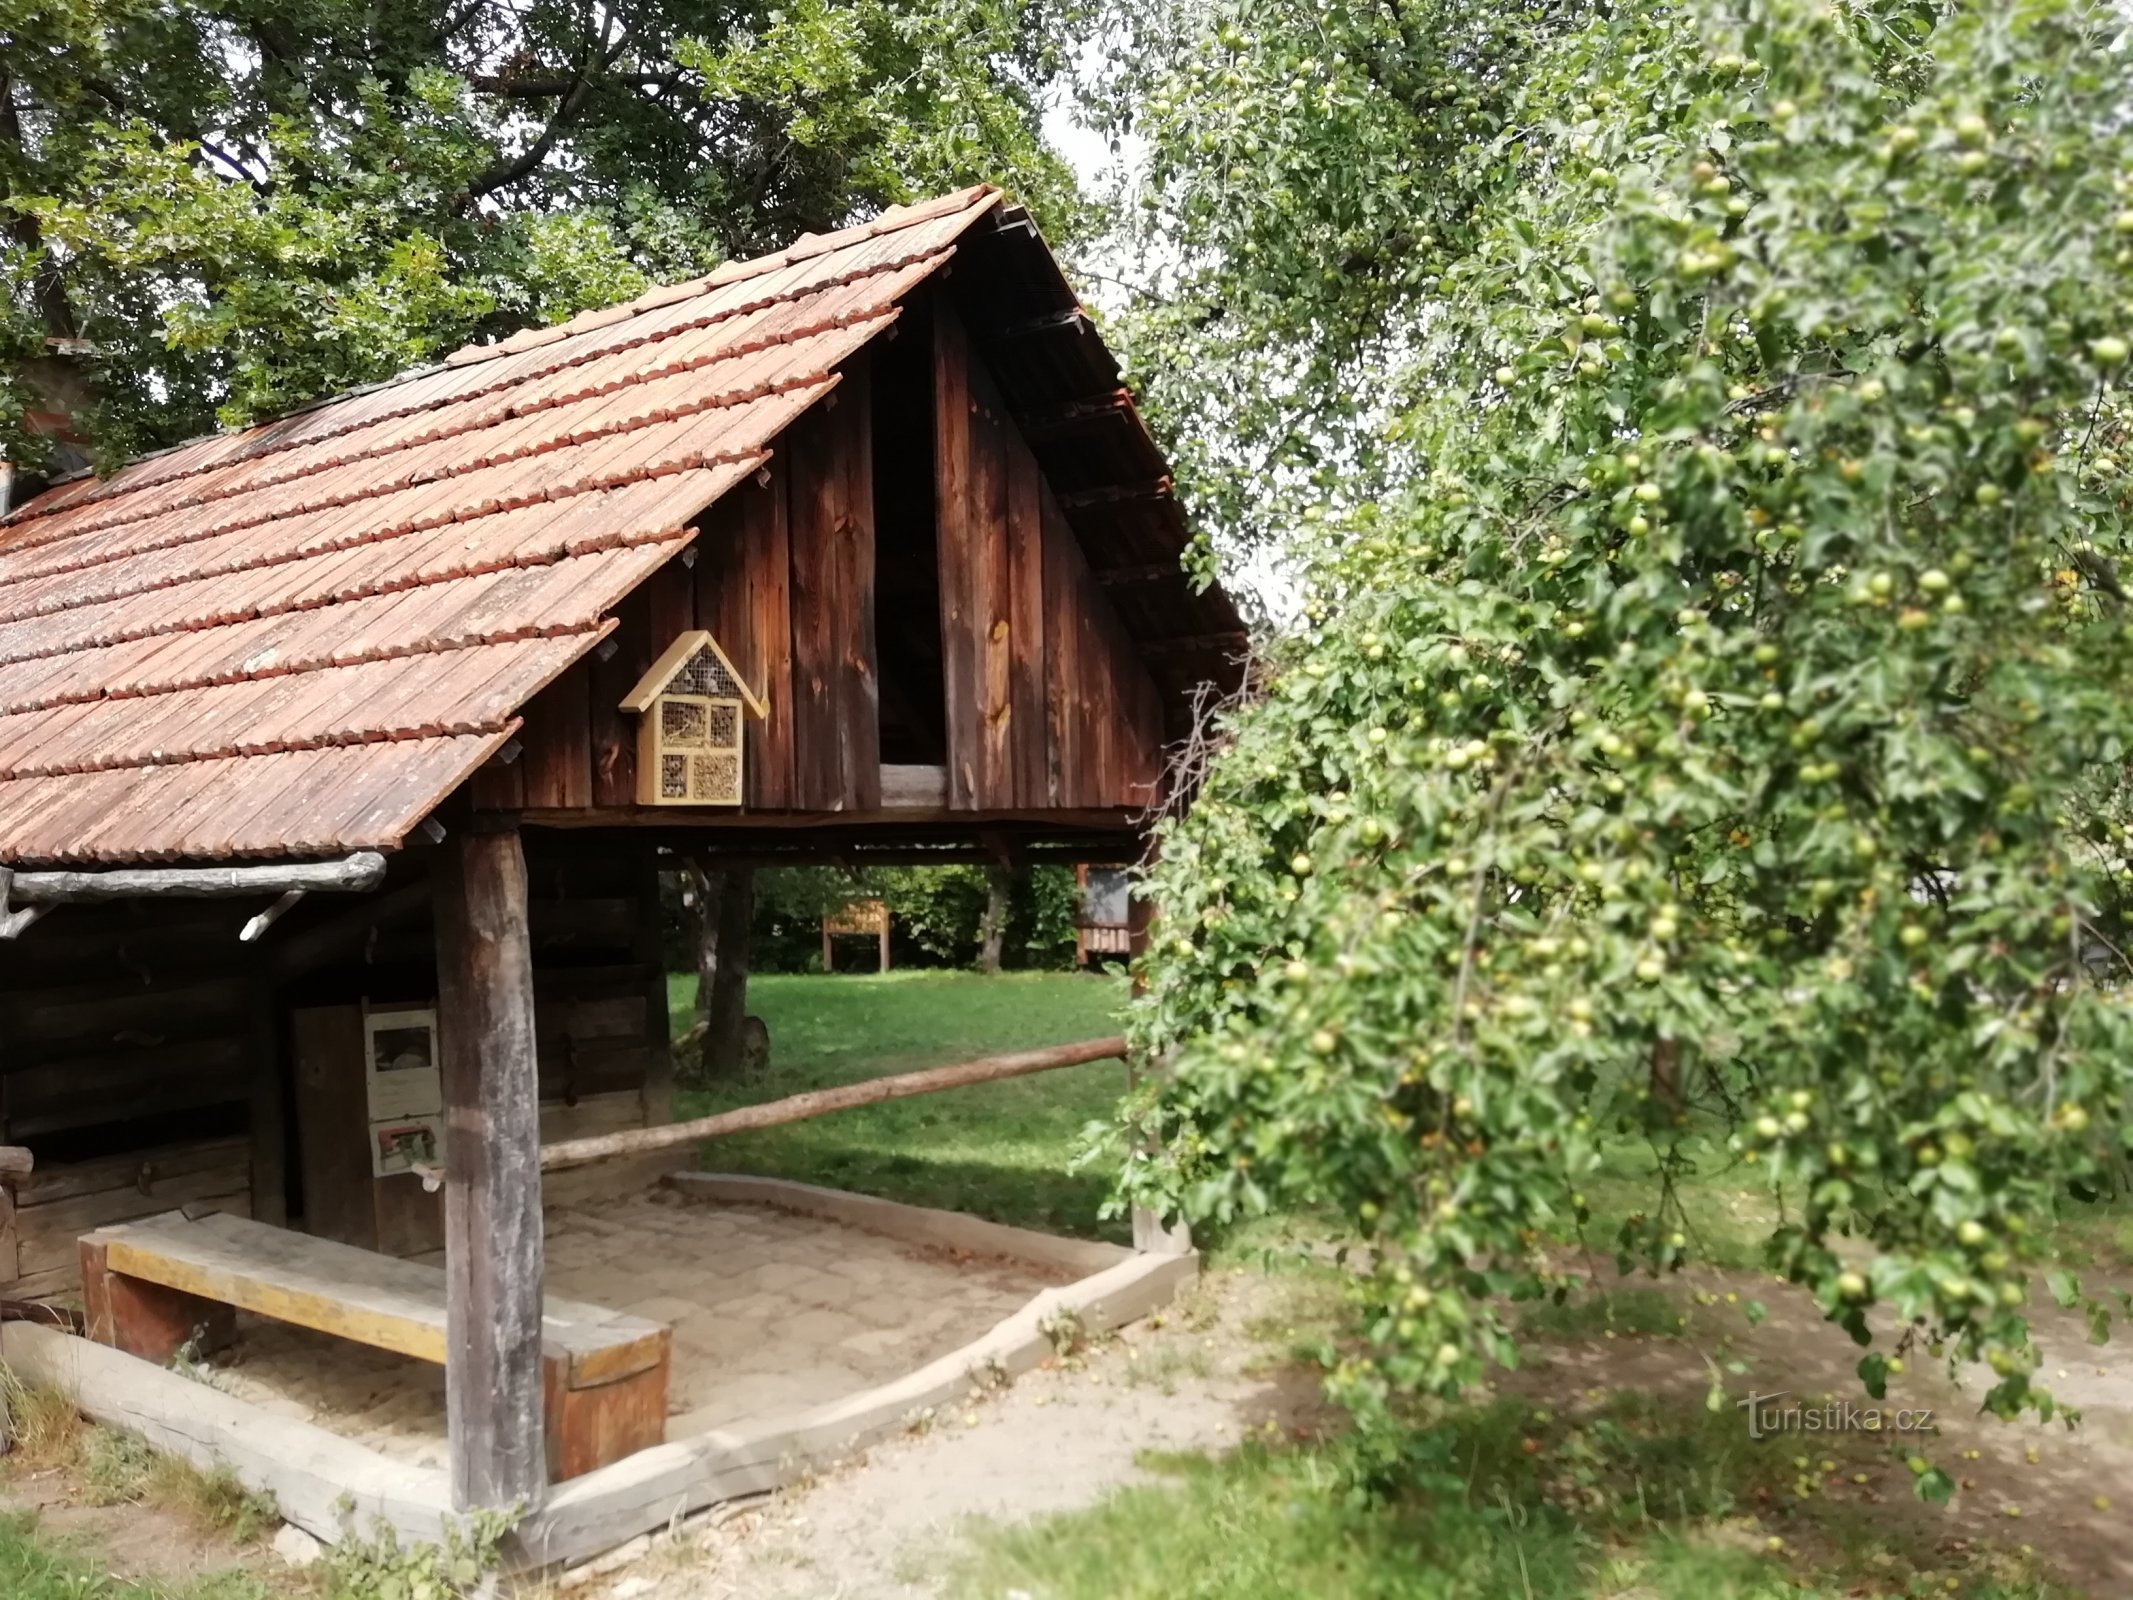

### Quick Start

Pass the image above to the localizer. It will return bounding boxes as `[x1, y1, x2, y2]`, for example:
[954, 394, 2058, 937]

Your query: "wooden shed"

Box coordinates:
[0, 186, 1240, 1520]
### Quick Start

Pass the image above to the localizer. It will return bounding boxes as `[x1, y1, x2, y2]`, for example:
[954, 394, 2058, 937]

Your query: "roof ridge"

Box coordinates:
[2, 185, 1000, 531]
[441, 184, 997, 372]
[7, 219, 980, 539]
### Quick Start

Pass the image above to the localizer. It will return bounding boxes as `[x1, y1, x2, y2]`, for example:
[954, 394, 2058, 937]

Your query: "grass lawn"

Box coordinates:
[670, 969, 1135, 1242]
[945, 1401, 2073, 1600]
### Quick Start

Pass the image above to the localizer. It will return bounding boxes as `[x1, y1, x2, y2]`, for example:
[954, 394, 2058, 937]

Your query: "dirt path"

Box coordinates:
[567, 1270, 1324, 1600]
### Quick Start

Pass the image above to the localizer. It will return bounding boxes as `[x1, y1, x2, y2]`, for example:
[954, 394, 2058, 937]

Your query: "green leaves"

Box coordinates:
[1, 0, 1086, 464]
[1126, 0, 2133, 1440]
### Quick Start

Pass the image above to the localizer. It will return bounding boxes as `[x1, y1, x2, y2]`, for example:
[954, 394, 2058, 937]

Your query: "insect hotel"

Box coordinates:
[0, 186, 1243, 1565]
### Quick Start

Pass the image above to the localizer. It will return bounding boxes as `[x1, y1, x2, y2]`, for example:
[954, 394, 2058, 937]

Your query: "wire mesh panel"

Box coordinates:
[673, 647, 742, 698]
[708, 701, 740, 747]
[661, 698, 711, 749]
[690, 751, 742, 805]
[632, 633, 761, 807]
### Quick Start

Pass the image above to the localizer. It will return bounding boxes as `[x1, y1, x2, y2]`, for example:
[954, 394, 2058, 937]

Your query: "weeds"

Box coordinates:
[78, 1427, 278, 1543]
[0, 1369, 83, 1469]
[0, 1509, 277, 1600]
[1118, 1342, 1214, 1395]
[322, 1506, 515, 1600]
[1039, 1306, 1087, 1359]
[1518, 1287, 1688, 1341]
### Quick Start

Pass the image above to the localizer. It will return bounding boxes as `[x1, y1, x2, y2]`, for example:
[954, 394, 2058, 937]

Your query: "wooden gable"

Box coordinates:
[476, 286, 1183, 823]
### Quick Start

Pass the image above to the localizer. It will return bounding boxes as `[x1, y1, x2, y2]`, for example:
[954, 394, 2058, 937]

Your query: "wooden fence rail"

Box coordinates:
[537, 1036, 1129, 1173]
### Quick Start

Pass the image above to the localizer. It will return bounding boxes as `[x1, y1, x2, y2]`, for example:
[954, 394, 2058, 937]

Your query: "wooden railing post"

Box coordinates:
[434, 824, 547, 1512]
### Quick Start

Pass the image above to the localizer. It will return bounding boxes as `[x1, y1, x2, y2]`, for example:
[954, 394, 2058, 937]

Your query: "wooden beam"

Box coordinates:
[1017, 391, 1132, 439]
[989, 307, 1090, 340]
[6, 852, 387, 903]
[1094, 563, 1183, 588]
[245, 962, 287, 1228]
[434, 825, 548, 1512]
[539, 1036, 1128, 1173]
[633, 853, 675, 1127]
[269, 881, 431, 979]
[1058, 478, 1172, 511]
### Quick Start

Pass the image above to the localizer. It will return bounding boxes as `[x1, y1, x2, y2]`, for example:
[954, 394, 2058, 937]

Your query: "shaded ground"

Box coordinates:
[213, 1188, 1058, 1466]
[1498, 1268, 2133, 1595]
[0, 1488, 276, 1598]
[0, 1410, 282, 1599]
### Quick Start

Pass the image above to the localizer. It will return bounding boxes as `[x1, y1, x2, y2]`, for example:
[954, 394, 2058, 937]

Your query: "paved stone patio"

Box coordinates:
[208, 1186, 1064, 1469]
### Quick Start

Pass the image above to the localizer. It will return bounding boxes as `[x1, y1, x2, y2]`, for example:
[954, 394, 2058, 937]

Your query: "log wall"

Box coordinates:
[0, 837, 671, 1297]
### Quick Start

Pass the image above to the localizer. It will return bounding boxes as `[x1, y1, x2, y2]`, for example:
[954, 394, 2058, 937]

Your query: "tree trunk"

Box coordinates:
[979, 866, 1011, 974]
[1650, 1036, 1684, 1116]
[690, 864, 756, 1077]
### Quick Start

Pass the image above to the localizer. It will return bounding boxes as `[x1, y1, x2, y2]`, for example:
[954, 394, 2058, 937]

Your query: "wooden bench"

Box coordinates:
[80, 1210, 669, 1481]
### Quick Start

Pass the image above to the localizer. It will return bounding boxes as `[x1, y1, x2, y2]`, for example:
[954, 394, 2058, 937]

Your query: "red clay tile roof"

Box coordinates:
[0, 186, 1006, 864]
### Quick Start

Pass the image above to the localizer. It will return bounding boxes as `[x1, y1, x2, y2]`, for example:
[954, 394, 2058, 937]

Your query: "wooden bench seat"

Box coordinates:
[80, 1210, 668, 1480]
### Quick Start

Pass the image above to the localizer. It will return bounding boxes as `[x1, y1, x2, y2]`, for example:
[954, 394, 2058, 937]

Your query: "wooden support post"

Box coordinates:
[0, 1147, 26, 1300]
[821, 918, 834, 973]
[434, 825, 548, 1513]
[701, 868, 755, 1077]
[878, 912, 890, 974]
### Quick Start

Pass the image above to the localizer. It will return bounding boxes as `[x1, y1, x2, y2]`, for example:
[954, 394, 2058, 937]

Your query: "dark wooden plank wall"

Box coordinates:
[935, 302, 1164, 812]
[486, 365, 879, 815]
[0, 844, 667, 1274]
[0, 900, 260, 1149]
[786, 358, 882, 811]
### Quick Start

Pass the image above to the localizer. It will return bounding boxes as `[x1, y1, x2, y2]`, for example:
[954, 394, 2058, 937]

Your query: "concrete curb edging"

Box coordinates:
[515, 1216, 1197, 1566]
[0, 1178, 1199, 1571]
[662, 1170, 1137, 1277]
[0, 1319, 456, 1547]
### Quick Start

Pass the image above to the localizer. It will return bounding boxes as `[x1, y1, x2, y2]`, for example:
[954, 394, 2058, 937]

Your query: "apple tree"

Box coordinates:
[1124, 0, 2133, 1472]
